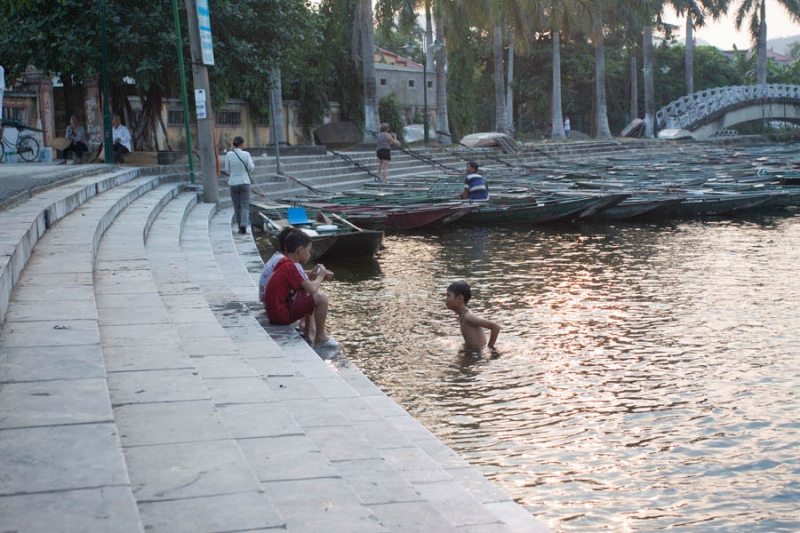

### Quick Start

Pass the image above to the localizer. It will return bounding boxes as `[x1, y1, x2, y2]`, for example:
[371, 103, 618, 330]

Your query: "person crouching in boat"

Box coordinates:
[461, 161, 489, 200]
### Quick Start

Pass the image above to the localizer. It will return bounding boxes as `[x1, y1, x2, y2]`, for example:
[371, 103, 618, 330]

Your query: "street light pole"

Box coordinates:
[404, 38, 442, 145]
[101, 0, 113, 164]
[422, 63, 429, 144]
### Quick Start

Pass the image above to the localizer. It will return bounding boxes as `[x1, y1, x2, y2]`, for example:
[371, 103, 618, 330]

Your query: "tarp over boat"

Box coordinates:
[459, 132, 519, 153]
[658, 128, 695, 140]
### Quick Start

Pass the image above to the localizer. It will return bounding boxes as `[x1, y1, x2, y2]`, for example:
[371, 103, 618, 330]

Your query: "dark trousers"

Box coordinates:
[230, 184, 250, 228]
[113, 143, 130, 163]
[63, 141, 88, 162]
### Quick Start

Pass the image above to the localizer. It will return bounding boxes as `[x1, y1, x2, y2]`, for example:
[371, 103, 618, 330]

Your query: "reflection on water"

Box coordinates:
[258, 214, 800, 533]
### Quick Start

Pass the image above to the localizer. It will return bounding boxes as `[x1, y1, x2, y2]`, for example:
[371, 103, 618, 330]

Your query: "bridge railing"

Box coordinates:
[656, 84, 800, 130]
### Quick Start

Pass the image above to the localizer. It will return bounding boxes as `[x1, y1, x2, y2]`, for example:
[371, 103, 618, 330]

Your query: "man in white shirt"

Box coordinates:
[112, 114, 132, 163]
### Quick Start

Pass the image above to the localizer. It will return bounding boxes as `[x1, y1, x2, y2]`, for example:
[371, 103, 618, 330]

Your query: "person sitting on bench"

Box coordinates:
[112, 114, 132, 164]
[60, 115, 89, 164]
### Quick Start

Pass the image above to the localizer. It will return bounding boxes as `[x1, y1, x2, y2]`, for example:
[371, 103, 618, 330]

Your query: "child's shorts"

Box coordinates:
[268, 289, 315, 324]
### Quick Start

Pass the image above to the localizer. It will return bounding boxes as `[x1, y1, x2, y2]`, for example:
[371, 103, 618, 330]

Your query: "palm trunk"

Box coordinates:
[425, 0, 434, 71]
[594, 29, 611, 139]
[685, 18, 694, 95]
[435, 16, 451, 144]
[551, 30, 565, 140]
[631, 52, 639, 121]
[493, 25, 507, 133]
[757, 2, 767, 86]
[360, 0, 380, 142]
[268, 68, 286, 144]
[506, 32, 514, 133]
[643, 24, 655, 138]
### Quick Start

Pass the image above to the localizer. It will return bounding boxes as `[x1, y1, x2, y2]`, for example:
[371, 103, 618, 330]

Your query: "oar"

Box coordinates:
[257, 212, 283, 233]
[328, 212, 364, 232]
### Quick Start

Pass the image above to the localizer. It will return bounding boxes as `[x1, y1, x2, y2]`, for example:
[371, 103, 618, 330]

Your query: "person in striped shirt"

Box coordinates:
[461, 161, 489, 200]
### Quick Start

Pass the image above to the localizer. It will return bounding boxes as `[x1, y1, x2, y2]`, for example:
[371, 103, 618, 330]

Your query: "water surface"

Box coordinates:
[260, 212, 800, 532]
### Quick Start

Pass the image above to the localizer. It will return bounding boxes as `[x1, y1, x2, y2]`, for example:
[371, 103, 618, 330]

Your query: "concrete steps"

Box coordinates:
[0, 169, 190, 533]
[97, 191, 286, 532]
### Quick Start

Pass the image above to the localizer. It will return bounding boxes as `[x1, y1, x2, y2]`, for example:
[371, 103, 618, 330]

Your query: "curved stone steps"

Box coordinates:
[0, 172, 190, 533]
[96, 191, 286, 532]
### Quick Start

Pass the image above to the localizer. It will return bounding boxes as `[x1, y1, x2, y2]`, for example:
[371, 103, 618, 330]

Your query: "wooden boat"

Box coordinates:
[592, 196, 686, 220]
[643, 190, 778, 219]
[249, 203, 383, 262]
[456, 195, 623, 225]
[303, 202, 474, 231]
[552, 191, 685, 221]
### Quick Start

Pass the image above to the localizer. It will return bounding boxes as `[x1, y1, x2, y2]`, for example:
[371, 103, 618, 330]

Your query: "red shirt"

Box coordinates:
[265, 257, 307, 324]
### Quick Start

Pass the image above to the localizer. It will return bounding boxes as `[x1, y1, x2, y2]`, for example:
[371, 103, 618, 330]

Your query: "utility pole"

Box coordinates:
[184, 0, 219, 204]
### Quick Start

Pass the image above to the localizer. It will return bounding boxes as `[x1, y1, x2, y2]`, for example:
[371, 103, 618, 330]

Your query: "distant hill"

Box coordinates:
[696, 34, 798, 56]
[768, 35, 799, 55]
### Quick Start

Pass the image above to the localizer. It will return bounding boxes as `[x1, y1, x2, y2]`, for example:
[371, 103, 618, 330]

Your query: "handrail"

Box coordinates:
[328, 149, 383, 181]
[366, 128, 460, 174]
[397, 143, 461, 173]
[656, 84, 800, 129]
[456, 142, 516, 167]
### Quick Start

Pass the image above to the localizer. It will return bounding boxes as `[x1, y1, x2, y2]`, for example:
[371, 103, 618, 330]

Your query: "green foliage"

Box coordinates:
[314, 0, 363, 128]
[446, 28, 484, 141]
[378, 93, 406, 142]
[209, 0, 313, 119]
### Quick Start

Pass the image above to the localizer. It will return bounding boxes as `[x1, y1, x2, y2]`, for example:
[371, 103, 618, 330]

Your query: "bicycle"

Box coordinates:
[0, 119, 41, 163]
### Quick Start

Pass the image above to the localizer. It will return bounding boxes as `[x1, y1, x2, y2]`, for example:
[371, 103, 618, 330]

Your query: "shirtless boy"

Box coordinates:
[445, 281, 500, 350]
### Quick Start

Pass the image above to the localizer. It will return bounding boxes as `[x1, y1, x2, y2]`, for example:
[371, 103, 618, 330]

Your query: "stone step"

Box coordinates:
[0, 172, 191, 533]
[93, 190, 287, 533]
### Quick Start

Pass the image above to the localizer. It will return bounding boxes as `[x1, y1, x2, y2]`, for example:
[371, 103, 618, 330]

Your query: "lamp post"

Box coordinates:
[101, 0, 113, 164]
[403, 38, 443, 144]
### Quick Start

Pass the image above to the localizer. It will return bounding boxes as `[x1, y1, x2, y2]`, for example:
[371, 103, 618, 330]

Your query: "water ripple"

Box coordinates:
[294, 214, 800, 533]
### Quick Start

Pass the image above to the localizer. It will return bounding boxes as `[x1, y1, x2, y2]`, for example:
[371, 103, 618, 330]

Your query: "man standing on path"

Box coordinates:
[564, 116, 571, 139]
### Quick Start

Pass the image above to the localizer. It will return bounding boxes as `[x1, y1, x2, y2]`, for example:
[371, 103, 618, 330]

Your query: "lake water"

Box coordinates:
[266, 212, 800, 533]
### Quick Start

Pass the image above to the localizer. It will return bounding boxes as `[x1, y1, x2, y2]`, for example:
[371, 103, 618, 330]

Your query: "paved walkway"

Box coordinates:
[0, 162, 550, 532]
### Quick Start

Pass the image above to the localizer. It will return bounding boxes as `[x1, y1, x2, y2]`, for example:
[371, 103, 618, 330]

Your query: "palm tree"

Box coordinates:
[592, 14, 612, 138]
[643, 23, 656, 137]
[548, 0, 590, 140]
[493, 25, 508, 133]
[591, 0, 615, 138]
[268, 69, 286, 145]
[358, 0, 380, 142]
[434, 13, 452, 143]
[675, 0, 726, 95]
[551, 29, 566, 140]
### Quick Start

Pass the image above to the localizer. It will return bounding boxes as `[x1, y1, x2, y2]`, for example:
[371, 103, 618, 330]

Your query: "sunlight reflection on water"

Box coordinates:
[264, 213, 800, 533]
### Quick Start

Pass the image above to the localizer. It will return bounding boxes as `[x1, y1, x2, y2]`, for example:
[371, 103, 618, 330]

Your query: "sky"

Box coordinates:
[662, 0, 800, 51]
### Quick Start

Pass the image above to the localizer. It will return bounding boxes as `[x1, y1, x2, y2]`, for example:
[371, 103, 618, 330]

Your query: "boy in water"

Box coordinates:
[445, 281, 500, 351]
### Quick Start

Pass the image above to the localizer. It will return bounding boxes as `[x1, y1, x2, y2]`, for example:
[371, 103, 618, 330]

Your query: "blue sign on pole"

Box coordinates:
[196, 0, 215, 66]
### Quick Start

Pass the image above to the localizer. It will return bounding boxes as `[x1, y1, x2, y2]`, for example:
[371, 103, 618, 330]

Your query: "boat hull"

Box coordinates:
[457, 196, 612, 225]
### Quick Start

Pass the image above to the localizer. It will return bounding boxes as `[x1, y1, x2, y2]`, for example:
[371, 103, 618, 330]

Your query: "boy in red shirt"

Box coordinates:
[264, 230, 337, 348]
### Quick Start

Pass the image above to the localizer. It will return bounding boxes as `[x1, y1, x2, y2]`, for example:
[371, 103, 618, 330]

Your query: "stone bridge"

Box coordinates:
[656, 84, 800, 140]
